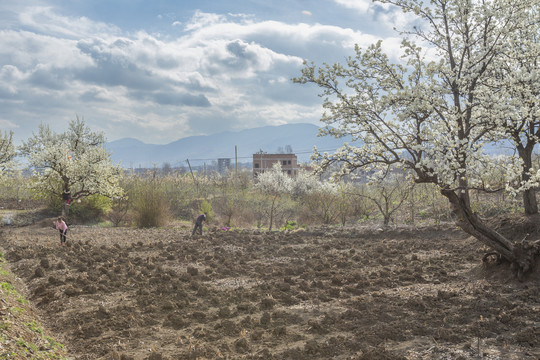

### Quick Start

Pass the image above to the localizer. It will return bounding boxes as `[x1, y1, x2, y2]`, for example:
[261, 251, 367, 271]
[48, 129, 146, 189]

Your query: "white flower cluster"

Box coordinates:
[256, 162, 337, 198]
[298, 0, 539, 199]
[0, 131, 16, 177]
[19, 118, 123, 200]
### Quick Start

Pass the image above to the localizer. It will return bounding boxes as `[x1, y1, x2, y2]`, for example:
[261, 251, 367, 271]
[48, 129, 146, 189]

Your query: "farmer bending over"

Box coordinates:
[192, 212, 207, 236]
[56, 217, 68, 245]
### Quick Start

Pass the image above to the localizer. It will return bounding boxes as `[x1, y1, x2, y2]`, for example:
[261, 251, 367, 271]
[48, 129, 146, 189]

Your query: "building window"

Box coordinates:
[254, 163, 259, 168]
[288, 160, 291, 165]
[288, 170, 291, 175]
[282, 160, 287, 165]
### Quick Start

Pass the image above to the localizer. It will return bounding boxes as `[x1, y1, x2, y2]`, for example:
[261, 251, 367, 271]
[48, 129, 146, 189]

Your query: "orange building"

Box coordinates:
[253, 152, 298, 177]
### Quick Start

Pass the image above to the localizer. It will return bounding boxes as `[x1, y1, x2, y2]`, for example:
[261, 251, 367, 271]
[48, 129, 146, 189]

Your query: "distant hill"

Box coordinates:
[105, 123, 353, 168]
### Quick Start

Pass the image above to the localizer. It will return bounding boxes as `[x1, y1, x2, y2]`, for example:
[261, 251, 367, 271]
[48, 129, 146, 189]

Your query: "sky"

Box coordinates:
[0, 0, 414, 145]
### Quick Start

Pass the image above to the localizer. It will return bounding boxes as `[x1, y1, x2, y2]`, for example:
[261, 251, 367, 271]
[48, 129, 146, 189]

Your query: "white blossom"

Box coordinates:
[19, 117, 123, 200]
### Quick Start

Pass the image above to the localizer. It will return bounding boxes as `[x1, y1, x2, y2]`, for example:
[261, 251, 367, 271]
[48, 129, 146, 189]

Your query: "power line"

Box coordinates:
[185, 148, 339, 162]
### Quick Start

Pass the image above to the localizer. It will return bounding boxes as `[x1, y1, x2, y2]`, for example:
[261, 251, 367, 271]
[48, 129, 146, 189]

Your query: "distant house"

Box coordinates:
[253, 152, 298, 177]
[217, 158, 231, 174]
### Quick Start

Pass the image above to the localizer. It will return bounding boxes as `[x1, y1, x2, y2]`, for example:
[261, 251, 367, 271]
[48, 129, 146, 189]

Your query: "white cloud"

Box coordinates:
[184, 11, 228, 32]
[269, 76, 288, 84]
[18, 6, 120, 39]
[0, 5, 402, 144]
[0, 65, 25, 95]
[179, 13, 379, 63]
[0, 119, 19, 130]
[334, 0, 372, 14]
[375, 5, 420, 32]
[0, 29, 89, 70]
[334, 0, 418, 34]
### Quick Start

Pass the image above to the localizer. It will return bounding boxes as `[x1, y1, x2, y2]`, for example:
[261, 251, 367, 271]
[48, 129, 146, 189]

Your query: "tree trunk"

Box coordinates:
[269, 195, 277, 231]
[62, 203, 70, 217]
[383, 199, 390, 226]
[523, 189, 538, 215]
[518, 145, 538, 215]
[441, 189, 539, 276]
[409, 186, 415, 226]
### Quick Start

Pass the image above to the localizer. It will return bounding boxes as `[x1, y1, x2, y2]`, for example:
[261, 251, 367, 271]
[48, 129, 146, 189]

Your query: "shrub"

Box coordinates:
[281, 220, 298, 231]
[198, 199, 213, 219]
[106, 196, 132, 227]
[68, 195, 112, 223]
[131, 177, 171, 228]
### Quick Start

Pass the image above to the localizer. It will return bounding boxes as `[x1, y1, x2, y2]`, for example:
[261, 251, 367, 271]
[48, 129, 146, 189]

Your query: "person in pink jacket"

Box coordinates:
[55, 217, 68, 245]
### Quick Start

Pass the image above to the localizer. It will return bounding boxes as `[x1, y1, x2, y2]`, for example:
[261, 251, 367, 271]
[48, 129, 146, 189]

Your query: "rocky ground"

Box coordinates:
[1, 222, 539, 359]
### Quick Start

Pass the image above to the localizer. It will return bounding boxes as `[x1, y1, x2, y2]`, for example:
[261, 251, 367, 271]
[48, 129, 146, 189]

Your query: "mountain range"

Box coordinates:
[105, 123, 352, 169]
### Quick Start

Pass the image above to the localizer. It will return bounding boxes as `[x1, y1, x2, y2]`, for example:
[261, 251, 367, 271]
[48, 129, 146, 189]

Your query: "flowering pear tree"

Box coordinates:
[257, 165, 339, 229]
[255, 163, 293, 231]
[0, 131, 15, 173]
[295, 0, 540, 275]
[486, 5, 540, 214]
[361, 172, 413, 226]
[292, 170, 340, 224]
[19, 117, 123, 215]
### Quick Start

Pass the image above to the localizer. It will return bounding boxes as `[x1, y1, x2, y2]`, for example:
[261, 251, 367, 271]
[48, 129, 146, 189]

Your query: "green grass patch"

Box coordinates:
[25, 321, 44, 334]
[45, 336, 65, 351]
[0, 254, 69, 359]
[96, 220, 113, 228]
[10, 307, 25, 316]
[0, 281, 16, 295]
[17, 297, 29, 305]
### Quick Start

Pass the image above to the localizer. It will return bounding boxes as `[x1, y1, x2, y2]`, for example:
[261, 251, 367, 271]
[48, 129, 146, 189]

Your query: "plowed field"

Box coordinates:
[2, 224, 539, 359]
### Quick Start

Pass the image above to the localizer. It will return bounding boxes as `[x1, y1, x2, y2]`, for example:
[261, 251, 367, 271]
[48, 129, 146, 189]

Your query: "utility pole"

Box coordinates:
[186, 159, 199, 195]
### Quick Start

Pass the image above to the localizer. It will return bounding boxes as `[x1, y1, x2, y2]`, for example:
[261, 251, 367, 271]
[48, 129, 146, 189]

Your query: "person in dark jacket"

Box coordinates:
[192, 212, 207, 235]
